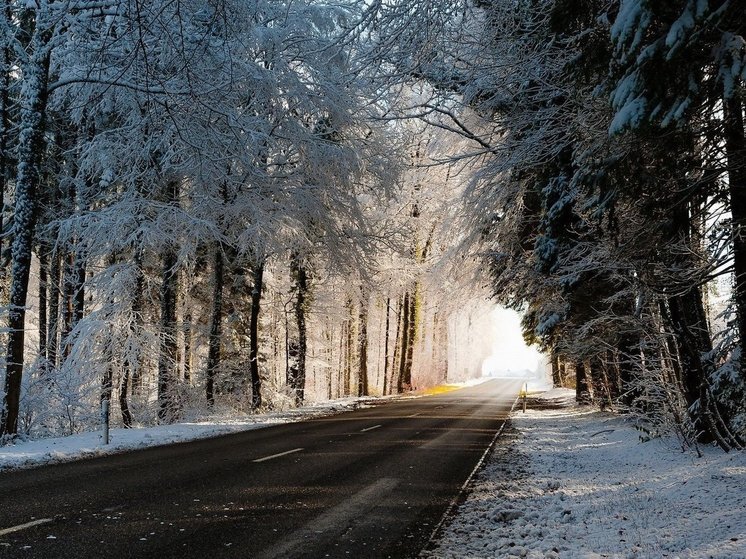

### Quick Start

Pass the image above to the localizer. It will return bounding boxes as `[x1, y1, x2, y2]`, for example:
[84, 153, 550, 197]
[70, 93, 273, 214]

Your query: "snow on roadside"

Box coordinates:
[427, 388, 746, 559]
[0, 396, 381, 472]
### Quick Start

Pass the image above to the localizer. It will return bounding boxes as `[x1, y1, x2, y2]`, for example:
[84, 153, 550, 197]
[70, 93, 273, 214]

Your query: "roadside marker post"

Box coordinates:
[102, 399, 110, 445]
[520, 383, 527, 413]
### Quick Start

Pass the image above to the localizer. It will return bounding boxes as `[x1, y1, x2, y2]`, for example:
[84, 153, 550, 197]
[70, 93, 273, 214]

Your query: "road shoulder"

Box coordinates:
[424, 389, 746, 559]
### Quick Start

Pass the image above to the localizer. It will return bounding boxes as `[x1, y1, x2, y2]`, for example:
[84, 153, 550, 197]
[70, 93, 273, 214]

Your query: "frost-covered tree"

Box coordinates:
[608, 0, 745, 447]
[1, 1, 54, 436]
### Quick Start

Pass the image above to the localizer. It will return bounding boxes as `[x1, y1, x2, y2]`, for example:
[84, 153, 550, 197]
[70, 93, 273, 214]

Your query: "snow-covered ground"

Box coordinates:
[427, 388, 746, 559]
[0, 396, 383, 471]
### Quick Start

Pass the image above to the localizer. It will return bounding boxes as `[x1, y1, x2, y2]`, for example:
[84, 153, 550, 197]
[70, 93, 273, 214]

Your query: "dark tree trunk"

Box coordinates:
[343, 298, 353, 395]
[724, 93, 746, 353]
[337, 320, 350, 395]
[119, 366, 132, 428]
[576, 361, 590, 404]
[102, 324, 113, 427]
[47, 249, 61, 370]
[403, 288, 417, 390]
[249, 258, 264, 409]
[397, 292, 411, 392]
[435, 311, 448, 382]
[73, 256, 85, 326]
[0, 28, 50, 436]
[590, 356, 614, 410]
[205, 246, 224, 407]
[382, 297, 391, 395]
[61, 250, 75, 357]
[130, 249, 144, 393]
[392, 295, 404, 394]
[617, 332, 640, 407]
[358, 289, 369, 397]
[122, 259, 141, 424]
[158, 182, 179, 422]
[326, 321, 333, 400]
[183, 308, 192, 384]
[60, 243, 86, 358]
[666, 289, 721, 442]
[550, 348, 561, 387]
[658, 300, 685, 391]
[290, 254, 308, 405]
[38, 246, 48, 361]
[666, 282, 736, 449]
[0, 0, 10, 278]
[113, 247, 130, 429]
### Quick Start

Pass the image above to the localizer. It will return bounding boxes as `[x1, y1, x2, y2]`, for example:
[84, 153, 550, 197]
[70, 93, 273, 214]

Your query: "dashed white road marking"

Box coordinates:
[252, 448, 304, 463]
[0, 518, 53, 537]
[360, 424, 382, 432]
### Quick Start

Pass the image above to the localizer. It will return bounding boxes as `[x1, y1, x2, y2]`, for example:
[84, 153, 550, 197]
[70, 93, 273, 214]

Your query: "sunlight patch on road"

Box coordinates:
[420, 384, 463, 396]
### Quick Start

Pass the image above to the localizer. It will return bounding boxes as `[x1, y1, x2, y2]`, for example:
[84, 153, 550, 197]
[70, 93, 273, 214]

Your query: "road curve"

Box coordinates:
[0, 379, 520, 558]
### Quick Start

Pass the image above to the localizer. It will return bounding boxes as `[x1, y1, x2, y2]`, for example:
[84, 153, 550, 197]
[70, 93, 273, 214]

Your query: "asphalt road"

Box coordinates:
[0, 379, 520, 558]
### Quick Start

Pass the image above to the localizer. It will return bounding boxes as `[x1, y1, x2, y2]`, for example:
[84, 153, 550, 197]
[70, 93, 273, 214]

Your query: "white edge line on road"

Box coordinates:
[360, 424, 382, 432]
[407, 413, 421, 418]
[423, 393, 521, 549]
[0, 518, 53, 537]
[252, 447, 304, 463]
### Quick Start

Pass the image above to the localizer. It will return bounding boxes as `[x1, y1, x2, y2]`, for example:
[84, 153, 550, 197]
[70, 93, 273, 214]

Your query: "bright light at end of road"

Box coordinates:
[481, 307, 544, 378]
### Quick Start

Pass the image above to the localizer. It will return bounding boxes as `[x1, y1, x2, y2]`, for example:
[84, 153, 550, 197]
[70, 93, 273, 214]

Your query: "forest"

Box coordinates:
[0, 0, 744, 452]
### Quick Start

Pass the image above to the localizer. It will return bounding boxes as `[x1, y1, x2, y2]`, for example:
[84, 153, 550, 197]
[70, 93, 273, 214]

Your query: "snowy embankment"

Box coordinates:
[428, 389, 746, 559]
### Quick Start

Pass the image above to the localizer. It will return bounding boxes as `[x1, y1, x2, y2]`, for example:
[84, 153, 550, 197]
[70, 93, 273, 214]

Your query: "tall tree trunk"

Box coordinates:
[130, 248, 144, 393]
[119, 252, 134, 429]
[657, 300, 685, 392]
[74, 255, 85, 326]
[158, 181, 179, 422]
[550, 348, 561, 387]
[397, 292, 411, 392]
[47, 248, 61, 370]
[0, 21, 51, 436]
[343, 298, 353, 395]
[0, 0, 9, 282]
[249, 258, 264, 409]
[391, 295, 404, 394]
[205, 246, 224, 407]
[617, 332, 640, 407]
[590, 355, 613, 410]
[38, 246, 48, 361]
[382, 297, 391, 396]
[102, 255, 117, 427]
[576, 361, 590, 404]
[403, 287, 418, 390]
[183, 308, 192, 384]
[337, 319, 345, 398]
[119, 366, 132, 428]
[325, 316, 334, 400]
[60, 242, 85, 360]
[358, 288, 369, 397]
[724, 92, 746, 355]
[61, 250, 75, 357]
[290, 254, 308, 405]
[666, 289, 724, 444]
